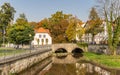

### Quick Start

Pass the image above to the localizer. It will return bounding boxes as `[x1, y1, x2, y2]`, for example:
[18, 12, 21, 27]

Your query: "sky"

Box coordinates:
[0, 0, 96, 22]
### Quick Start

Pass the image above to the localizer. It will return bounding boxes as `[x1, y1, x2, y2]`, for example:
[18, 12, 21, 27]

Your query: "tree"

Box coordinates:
[97, 0, 120, 55]
[29, 21, 37, 28]
[0, 3, 16, 46]
[7, 14, 34, 48]
[85, 7, 103, 42]
[66, 17, 76, 42]
[35, 18, 49, 29]
[48, 11, 72, 43]
[89, 7, 99, 20]
[66, 17, 84, 42]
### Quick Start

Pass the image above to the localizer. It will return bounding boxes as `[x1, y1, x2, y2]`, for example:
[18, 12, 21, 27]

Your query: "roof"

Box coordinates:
[35, 27, 50, 34]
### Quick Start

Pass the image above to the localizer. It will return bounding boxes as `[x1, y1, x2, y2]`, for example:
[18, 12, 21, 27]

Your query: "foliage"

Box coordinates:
[89, 7, 99, 20]
[0, 3, 16, 45]
[48, 11, 72, 43]
[97, 0, 120, 55]
[76, 22, 85, 40]
[85, 7, 103, 42]
[112, 17, 120, 54]
[7, 14, 34, 45]
[35, 18, 49, 29]
[77, 42, 88, 48]
[66, 17, 84, 42]
[83, 52, 120, 68]
[66, 18, 77, 42]
[29, 21, 37, 28]
[85, 19, 103, 41]
[34, 11, 74, 43]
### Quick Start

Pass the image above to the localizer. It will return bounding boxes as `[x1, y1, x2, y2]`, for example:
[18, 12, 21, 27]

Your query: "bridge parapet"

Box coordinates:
[52, 43, 85, 53]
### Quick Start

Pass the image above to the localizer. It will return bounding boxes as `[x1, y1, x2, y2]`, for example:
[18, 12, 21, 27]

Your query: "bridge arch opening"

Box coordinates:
[55, 48, 68, 59]
[72, 48, 84, 58]
[55, 48, 67, 53]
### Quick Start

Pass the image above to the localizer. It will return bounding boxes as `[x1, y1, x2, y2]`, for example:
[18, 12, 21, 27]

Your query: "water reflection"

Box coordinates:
[72, 53, 83, 58]
[18, 53, 120, 75]
[46, 54, 120, 75]
[18, 57, 52, 75]
[53, 54, 81, 64]
[76, 63, 111, 75]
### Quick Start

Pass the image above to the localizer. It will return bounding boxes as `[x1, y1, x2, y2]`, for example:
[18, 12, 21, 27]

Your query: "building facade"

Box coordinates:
[32, 27, 52, 46]
[81, 21, 108, 44]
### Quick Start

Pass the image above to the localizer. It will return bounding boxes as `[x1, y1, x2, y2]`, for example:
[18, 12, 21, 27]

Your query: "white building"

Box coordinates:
[32, 27, 52, 46]
[94, 21, 108, 44]
[81, 21, 108, 44]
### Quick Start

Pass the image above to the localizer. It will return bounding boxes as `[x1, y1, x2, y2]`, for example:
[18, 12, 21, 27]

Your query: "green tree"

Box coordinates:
[29, 21, 37, 28]
[7, 14, 34, 48]
[0, 3, 16, 46]
[97, 0, 120, 55]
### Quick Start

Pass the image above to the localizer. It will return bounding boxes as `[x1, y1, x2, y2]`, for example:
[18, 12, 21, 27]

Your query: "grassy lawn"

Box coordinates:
[83, 52, 120, 68]
[0, 48, 29, 57]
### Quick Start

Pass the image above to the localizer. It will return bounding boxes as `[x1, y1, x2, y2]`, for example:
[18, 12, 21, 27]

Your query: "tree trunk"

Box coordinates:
[92, 34, 95, 44]
[113, 50, 116, 56]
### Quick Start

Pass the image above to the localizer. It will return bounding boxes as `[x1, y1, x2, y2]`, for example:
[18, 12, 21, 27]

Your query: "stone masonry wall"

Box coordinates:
[0, 50, 52, 75]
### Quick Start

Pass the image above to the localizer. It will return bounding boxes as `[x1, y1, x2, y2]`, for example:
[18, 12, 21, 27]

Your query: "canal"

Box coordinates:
[19, 53, 120, 75]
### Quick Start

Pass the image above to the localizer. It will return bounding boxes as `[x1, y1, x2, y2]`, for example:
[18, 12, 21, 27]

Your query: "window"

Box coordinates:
[46, 39, 48, 44]
[43, 35, 46, 38]
[39, 35, 41, 38]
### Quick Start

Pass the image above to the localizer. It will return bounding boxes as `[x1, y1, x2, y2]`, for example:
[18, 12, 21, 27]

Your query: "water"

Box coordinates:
[19, 54, 120, 75]
[45, 54, 120, 75]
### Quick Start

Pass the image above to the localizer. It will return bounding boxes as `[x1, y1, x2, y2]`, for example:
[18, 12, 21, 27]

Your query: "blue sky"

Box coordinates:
[0, 0, 96, 22]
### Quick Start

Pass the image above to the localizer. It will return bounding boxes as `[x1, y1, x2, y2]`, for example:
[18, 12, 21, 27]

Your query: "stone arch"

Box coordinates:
[55, 48, 68, 59]
[71, 48, 84, 58]
[72, 48, 84, 53]
[55, 48, 68, 53]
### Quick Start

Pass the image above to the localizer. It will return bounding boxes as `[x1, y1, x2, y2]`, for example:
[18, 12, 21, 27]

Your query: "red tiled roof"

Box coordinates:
[35, 27, 50, 34]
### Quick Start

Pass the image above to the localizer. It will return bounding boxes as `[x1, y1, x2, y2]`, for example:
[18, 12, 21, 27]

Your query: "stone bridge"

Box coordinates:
[52, 43, 87, 53]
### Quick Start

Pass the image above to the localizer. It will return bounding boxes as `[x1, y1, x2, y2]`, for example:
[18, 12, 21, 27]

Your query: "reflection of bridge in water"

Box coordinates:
[52, 54, 82, 64]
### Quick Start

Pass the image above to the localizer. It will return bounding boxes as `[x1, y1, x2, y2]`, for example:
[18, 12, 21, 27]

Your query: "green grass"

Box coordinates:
[0, 48, 29, 57]
[83, 52, 120, 68]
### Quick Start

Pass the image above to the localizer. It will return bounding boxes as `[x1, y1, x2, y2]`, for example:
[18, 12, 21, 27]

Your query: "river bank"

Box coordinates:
[82, 52, 120, 69]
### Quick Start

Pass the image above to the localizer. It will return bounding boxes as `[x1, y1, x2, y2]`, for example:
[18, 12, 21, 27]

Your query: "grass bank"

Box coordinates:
[82, 52, 120, 69]
[0, 48, 29, 57]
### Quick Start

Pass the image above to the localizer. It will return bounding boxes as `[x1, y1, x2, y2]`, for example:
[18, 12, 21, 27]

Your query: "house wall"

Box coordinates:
[32, 33, 52, 45]
[94, 22, 108, 44]
[81, 21, 108, 44]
